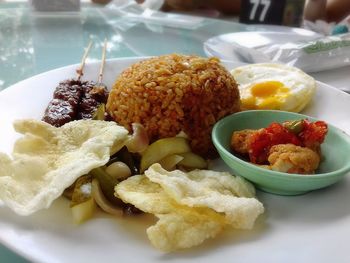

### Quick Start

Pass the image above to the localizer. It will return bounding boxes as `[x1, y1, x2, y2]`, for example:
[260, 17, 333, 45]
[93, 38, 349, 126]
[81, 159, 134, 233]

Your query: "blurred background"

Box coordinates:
[0, 0, 349, 91]
[0, 1, 350, 261]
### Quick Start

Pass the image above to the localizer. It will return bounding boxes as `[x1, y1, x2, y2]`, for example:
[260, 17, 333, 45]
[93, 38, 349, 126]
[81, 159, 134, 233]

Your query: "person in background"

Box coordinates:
[91, 0, 241, 14]
[303, 0, 327, 22]
[160, 0, 240, 15]
[304, 0, 350, 22]
[325, 0, 350, 22]
[90, 0, 350, 24]
[160, 0, 350, 23]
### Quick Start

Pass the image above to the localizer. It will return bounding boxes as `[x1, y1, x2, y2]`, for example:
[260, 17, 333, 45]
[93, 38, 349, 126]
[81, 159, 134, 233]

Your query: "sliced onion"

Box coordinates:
[158, 154, 184, 171]
[91, 179, 123, 216]
[125, 123, 149, 153]
[140, 137, 190, 173]
[178, 152, 208, 169]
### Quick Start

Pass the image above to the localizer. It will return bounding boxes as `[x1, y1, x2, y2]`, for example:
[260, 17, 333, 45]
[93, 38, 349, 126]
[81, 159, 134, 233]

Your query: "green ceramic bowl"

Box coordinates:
[212, 110, 350, 195]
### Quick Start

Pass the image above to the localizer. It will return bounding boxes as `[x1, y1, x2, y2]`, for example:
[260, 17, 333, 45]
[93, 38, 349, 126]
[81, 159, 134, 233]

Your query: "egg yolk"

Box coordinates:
[242, 81, 290, 110]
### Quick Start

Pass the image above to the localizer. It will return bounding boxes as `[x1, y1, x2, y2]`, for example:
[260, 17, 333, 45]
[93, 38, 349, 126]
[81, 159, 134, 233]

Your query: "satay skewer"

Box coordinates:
[76, 40, 93, 81]
[88, 39, 109, 120]
[77, 39, 109, 120]
[90, 39, 108, 93]
[97, 39, 107, 85]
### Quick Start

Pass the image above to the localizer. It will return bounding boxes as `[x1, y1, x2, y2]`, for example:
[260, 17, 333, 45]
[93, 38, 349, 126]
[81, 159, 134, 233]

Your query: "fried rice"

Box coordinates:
[106, 54, 240, 157]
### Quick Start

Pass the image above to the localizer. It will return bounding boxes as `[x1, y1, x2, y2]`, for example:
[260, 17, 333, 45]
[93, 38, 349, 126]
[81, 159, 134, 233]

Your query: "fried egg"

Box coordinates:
[231, 63, 316, 112]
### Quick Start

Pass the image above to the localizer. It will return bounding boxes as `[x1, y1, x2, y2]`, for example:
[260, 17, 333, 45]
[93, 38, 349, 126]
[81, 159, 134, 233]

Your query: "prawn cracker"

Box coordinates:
[115, 164, 264, 251]
[0, 119, 128, 215]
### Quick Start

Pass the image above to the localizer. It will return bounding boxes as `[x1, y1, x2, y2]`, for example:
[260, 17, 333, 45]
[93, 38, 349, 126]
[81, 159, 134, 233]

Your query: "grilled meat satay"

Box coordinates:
[43, 79, 85, 127]
[42, 98, 76, 127]
[42, 42, 93, 127]
[77, 81, 108, 120]
[42, 40, 109, 126]
[42, 79, 84, 127]
[43, 79, 109, 125]
[53, 79, 83, 103]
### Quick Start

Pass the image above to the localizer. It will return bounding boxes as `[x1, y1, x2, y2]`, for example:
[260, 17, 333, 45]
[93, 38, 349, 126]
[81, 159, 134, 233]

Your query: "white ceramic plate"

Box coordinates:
[1, 58, 350, 263]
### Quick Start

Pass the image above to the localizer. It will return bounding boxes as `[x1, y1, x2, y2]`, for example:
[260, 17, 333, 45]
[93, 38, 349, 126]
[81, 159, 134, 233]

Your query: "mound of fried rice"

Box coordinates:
[106, 54, 240, 157]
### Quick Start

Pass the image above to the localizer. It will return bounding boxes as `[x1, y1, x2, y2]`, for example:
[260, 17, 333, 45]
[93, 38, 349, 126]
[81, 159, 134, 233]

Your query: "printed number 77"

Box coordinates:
[249, 0, 271, 21]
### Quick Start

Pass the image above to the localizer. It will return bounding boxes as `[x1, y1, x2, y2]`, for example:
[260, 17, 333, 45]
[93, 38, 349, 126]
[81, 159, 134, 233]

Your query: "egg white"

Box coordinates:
[231, 63, 316, 112]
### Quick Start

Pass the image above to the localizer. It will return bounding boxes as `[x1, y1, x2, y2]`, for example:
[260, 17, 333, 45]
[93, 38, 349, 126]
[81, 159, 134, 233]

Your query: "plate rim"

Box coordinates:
[0, 56, 350, 263]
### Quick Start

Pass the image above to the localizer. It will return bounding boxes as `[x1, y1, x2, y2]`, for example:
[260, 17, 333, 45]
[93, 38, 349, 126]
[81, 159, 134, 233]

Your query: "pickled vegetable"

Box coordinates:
[92, 103, 106, 121]
[90, 167, 124, 206]
[140, 137, 191, 173]
[91, 179, 122, 216]
[284, 120, 303, 134]
[125, 123, 149, 153]
[70, 175, 96, 224]
[117, 147, 139, 175]
[158, 154, 184, 171]
[63, 183, 76, 200]
[71, 198, 95, 224]
[107, 147, 139, 175]
[178, 152, 208, 169]
[106, 155, 120, 166]
[70, 175, 92, 207]
[106, 161, 132, 180]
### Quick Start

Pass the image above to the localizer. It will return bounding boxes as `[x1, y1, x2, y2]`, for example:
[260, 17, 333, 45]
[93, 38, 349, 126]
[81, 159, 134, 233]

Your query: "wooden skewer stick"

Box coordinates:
[76, 40, 93, 81]
[97, 39, 107, 85]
